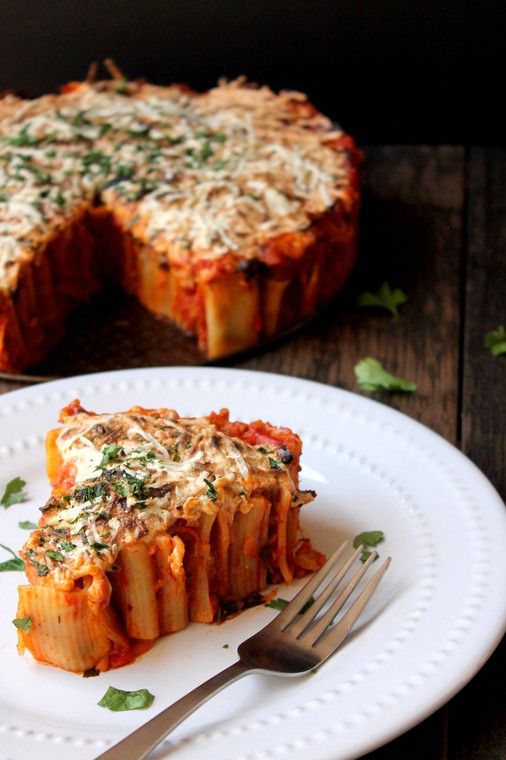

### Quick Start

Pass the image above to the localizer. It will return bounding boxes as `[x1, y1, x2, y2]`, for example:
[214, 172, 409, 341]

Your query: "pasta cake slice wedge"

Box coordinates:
[15, 401, 324, 673]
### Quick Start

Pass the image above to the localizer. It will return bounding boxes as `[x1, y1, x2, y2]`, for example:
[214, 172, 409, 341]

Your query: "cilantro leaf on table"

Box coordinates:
[98, 686, 155, 711]
[0, 543, 25, 572]
[357, 282, 408, 317]
[354, 357, 417, 392]
[1, 477, 28, 508]
[485, 325, 506, 356]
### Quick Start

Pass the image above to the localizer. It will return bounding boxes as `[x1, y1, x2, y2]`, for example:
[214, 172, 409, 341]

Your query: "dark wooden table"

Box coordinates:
[1, 145, 504, 759]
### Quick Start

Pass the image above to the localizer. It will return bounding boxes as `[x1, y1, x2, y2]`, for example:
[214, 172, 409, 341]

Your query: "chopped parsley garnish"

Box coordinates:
[71, 110, 90, 127]
[1, 477, 28, 508]
[96, 445, 124, 469]
[34, 561, 49, 576]
[45, 550, 64, 562]
[1, 126, 39, 147]
[115, 78, 129, 95]
[98, 686, 154, 711]
[170, 443, 181, 462]
[268, 457, 283, 470]
[58, 540, 76, 552]
[198, 141, 214, 162]
[113, 481, 128, 498]
[91, 542, 110, 555]
[122, 471, 150, 500]
[0, 543, 25, 572]
[54, 187, 66, 209]
[18, 520, 37, 530]
[128, 125, 151, 138]
[353, 530, 385, 562]
[73, 482, 108, 503]
[485, 325, 506, 356]
[12, 616, 32, 633]
[357, 282, 408, 317]
[204, 478, 218, 502]
[265, 597, 289, 610]
[265, 596, 315, 613]
[354, 357, 417, 393]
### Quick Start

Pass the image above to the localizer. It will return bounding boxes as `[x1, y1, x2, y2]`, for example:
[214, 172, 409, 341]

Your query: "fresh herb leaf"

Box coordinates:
[1, 126, 39, 147]
[58, 540, 76, 552]
[1, 477, 28, 508]
[0, 543, 25, 572]
[92, 541, 109, 553]
[265, 596, 314, 613]
[204, 478, 218, 502]
[12, 616, 32, 633]
[353, 530, 385, 562]
[354, 357, 417, 392]
[18, 520, 37, 530]
[34, 562, 48, 576]
[98, 686, 154, 711]
[265, 597, 289, 610]
[96, 445, 124, 470]
[45, 550, 64, 562]
[485, 325, 506, 356]
[115, 78, 129, 95]
[353, 531, 385, 549]
[357, 282, 408, 317]
[268, 457, 283, 470]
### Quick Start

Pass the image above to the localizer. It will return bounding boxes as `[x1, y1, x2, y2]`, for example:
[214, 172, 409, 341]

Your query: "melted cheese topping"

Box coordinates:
[22, 408, 312, 587]
[1, 77, 354, 293]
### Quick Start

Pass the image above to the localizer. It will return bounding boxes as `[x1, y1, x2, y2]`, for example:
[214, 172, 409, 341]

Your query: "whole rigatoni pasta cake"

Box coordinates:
[15, 401, 324, 673]
[0, 69, 361, 372]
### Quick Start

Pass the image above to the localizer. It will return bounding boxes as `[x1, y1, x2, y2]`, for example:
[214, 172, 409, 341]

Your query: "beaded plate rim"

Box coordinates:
[1, 366, 505, 760]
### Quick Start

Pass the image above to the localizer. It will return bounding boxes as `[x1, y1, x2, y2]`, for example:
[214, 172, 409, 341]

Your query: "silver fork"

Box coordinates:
[95, 541, 390, 760]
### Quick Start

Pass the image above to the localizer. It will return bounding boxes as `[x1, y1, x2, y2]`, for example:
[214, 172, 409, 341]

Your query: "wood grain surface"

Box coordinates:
[0, 145, 504, 760]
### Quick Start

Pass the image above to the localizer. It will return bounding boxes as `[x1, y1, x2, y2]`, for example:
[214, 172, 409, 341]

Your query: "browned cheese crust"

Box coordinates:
[0, 75, 361, 371]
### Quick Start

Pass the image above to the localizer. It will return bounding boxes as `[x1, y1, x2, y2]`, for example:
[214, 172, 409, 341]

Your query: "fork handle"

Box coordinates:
[95, 661, 251, 760]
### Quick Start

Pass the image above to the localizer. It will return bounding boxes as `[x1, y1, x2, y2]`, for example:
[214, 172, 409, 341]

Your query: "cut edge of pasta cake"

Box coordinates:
[15, 401, 325, 674]
[0, 66, 361, 372]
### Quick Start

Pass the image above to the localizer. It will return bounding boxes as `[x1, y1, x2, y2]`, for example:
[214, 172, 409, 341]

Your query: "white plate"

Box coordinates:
[1, 367, 505, 760]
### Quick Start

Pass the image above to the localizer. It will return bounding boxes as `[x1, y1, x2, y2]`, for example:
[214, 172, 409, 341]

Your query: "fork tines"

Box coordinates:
[275, 540, 390, 650]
